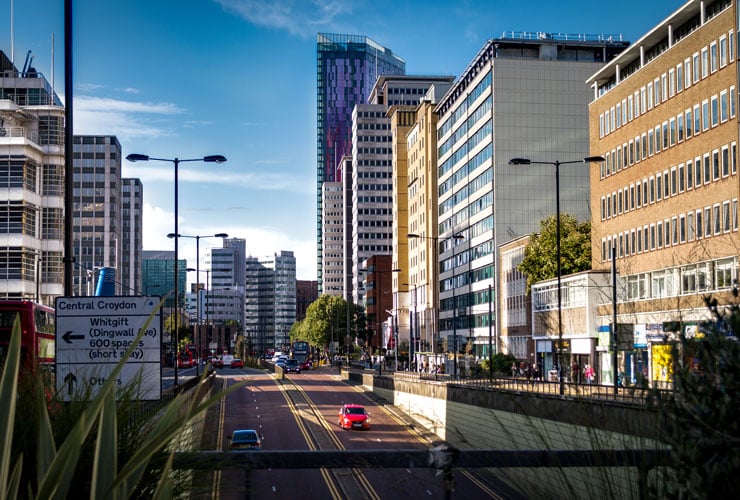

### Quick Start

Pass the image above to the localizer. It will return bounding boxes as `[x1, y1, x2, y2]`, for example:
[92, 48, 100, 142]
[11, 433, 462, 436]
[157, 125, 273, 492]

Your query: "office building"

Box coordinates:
[404, 83, 453, 359]
[0, 50, 64, 304]
[245, 251, 296, 354]
[352, 75, 454, 308]
[316, 33, 405, 293]
[71, 135, 122, 296]
[142, 250, 186, 309]
[587, 0, 738, 384]
[296, 280, 318, 321]
[121, 177, 143, 296]
[322, 181, 344, 293]
[433, 33, 628, 362]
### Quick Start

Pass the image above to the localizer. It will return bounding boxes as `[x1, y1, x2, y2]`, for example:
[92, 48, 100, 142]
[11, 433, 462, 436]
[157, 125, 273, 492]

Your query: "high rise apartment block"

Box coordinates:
[316, 33, 405, 293]
[587, 0, 738, 383]
[0, 50, 64, 304]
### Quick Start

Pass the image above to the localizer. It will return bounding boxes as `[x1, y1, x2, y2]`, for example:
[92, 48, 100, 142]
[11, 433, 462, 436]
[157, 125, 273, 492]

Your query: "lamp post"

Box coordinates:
[408, 232, 464, 374]
[403, 282, 418, 369]
[370, 267, 400, 374]
[173, 232, 228, 376]
[508, 155, 604, 395]
[126, 153, 226, 392]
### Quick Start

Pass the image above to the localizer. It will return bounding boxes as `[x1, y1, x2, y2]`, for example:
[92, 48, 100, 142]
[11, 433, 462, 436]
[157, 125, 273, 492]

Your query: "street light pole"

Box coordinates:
[408, 232, 464, 375]
[509, 155, 604, 395]
[173, 232, 227, 376]
[127, 153, 226, 392]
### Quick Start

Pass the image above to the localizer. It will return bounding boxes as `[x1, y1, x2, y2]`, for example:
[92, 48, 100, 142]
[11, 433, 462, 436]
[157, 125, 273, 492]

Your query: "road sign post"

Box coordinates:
[55, 296, 162, 401]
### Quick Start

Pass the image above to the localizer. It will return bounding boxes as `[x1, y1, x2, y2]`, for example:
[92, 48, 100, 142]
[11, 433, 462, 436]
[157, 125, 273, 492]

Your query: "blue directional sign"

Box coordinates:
[55, 296, 162, 401]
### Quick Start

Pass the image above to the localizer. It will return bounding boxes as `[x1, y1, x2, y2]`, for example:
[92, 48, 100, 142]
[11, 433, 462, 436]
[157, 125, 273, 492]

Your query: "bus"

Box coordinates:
[0, 300, 55, 369]
[291, 341, 311, 370]
[177, 350, 194, 369]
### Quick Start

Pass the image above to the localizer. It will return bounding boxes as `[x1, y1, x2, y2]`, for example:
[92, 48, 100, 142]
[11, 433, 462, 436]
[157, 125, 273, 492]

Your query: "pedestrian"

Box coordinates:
[571, 361, 580, 383]
[525, 363, 532, 384]
[511, 362, 517, 378]
[531, 363, 540, 384]
[584, 364, 595, 384]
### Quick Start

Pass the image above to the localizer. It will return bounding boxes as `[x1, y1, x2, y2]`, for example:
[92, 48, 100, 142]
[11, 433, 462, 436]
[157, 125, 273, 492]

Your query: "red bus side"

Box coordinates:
[0, 300, 55, 367]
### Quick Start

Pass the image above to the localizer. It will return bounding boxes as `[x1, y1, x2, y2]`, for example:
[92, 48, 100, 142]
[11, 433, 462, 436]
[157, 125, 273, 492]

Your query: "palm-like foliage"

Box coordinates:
[0, 307, 245, 499]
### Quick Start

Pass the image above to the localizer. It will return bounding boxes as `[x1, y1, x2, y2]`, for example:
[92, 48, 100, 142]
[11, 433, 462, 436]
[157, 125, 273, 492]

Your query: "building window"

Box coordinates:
[711, 95, 719, 127]
[678, 163, 685, 192]
[720, 90, 729, 122]
[686, 159, 694, 189]
[710, 42, 718, 73]
[692, 52, 700, 83]
[715, 258, 736, 289]
[696, 209, 703, 239]
[685, 108, 693, 138]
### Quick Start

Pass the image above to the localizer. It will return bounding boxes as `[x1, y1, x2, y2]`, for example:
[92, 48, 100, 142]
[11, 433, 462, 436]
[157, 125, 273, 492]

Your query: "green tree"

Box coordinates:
[290, 295, 368, 351]
[649, 291, 740, 497]
[517, 214, 591, 293]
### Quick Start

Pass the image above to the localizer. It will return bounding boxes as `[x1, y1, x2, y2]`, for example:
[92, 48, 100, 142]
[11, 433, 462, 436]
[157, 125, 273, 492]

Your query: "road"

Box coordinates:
[188, 363, 503, 499]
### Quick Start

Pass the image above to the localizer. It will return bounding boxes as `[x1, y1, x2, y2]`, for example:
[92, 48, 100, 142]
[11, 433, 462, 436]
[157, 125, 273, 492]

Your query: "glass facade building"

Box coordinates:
[316, 33, 405, 293]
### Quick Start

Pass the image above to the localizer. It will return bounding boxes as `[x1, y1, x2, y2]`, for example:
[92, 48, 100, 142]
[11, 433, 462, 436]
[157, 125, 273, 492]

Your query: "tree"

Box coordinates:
[517, 214, 591, 293]
[290, 295, 369, 351]
[649, 290, 740, 497]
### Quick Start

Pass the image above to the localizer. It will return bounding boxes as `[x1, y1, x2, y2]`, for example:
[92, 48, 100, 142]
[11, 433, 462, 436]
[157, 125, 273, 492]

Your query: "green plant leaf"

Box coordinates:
[0, 315, 22, 499]
[91, 390, 117, 500]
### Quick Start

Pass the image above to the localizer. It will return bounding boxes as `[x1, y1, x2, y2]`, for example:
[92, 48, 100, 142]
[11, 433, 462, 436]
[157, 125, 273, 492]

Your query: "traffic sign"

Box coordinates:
[55, 296, 162, 401]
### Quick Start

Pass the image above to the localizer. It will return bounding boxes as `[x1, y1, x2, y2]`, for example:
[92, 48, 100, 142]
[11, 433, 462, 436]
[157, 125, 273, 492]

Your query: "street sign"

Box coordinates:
[55, 296, 162, 401]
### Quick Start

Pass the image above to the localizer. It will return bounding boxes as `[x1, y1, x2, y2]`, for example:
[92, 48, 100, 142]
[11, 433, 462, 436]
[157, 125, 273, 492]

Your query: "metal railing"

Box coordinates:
[387, 370, 652, 405]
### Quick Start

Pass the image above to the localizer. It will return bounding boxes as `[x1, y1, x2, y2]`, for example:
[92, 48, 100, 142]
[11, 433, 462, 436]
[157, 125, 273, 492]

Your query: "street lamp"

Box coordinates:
[408, 232, 464, 374]
[508, 155, 604, 395]
[126, 153, 226, 392]
[403, 282, 418, 369]
[172, 232, 228, 376]
[371, 267, 400, 374]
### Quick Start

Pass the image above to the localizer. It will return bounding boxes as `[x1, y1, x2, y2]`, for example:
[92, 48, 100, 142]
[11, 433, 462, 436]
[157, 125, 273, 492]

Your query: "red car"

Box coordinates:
[230, 358, 244, 369]
[212, 358, 224, 369]
[338, 404, 370, 430]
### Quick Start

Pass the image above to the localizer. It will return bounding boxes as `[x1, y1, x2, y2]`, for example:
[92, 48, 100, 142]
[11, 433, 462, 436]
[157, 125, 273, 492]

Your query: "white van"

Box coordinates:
[271, 352, 285, 362]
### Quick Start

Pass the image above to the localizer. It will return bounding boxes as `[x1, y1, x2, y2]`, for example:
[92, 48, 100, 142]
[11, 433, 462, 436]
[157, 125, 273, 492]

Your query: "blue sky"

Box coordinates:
[3, 0, 685, 283]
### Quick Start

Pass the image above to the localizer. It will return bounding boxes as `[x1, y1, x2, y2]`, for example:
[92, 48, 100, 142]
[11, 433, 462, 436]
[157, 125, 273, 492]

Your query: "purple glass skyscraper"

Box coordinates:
[316, 33, 405, 291]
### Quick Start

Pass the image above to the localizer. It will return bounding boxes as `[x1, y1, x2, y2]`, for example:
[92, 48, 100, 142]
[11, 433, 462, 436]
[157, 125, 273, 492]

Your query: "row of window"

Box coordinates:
[355, 147, 391, 155]
[600, 142, 737, 220]
[620, 256, 737, 301]
[600, 198, 738, 262]
[600, 85, 736, 179]
[599, 28, 736, 138]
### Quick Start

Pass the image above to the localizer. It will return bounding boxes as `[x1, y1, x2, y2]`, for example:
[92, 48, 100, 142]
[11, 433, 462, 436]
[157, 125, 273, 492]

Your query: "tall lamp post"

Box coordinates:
[126, 153, 227, 392]
[370, 267, 400, 374]
[172, 232, 228, 376]
[508, 155, 604, 395]
[408, 232, 464, 374]
[403, 282, 418, 369]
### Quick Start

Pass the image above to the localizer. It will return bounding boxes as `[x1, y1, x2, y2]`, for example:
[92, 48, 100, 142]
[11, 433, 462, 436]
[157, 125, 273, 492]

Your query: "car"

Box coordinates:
[212, 357, 224, 369]
[338, 404, 370, 430]
[271, 352, 285, 362]
[230, 358, 244, 369]
[229, 429, 261, 450]
[275, 356, 288, 368]
[284, 359, 301, 373]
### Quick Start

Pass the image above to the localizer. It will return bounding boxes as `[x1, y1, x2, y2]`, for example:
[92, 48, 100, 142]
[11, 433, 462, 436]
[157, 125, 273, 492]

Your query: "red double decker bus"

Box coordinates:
[0, 300, 55, 368]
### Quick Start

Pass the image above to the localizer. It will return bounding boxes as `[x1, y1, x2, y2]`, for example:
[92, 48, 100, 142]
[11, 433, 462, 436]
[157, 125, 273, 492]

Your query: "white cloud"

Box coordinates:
[143, 202, 317, 284]
[213, 0, 354, 37]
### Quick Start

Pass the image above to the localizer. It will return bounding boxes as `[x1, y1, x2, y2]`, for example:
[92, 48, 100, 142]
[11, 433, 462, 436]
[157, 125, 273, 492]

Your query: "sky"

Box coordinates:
[2, 0, 687, 286]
